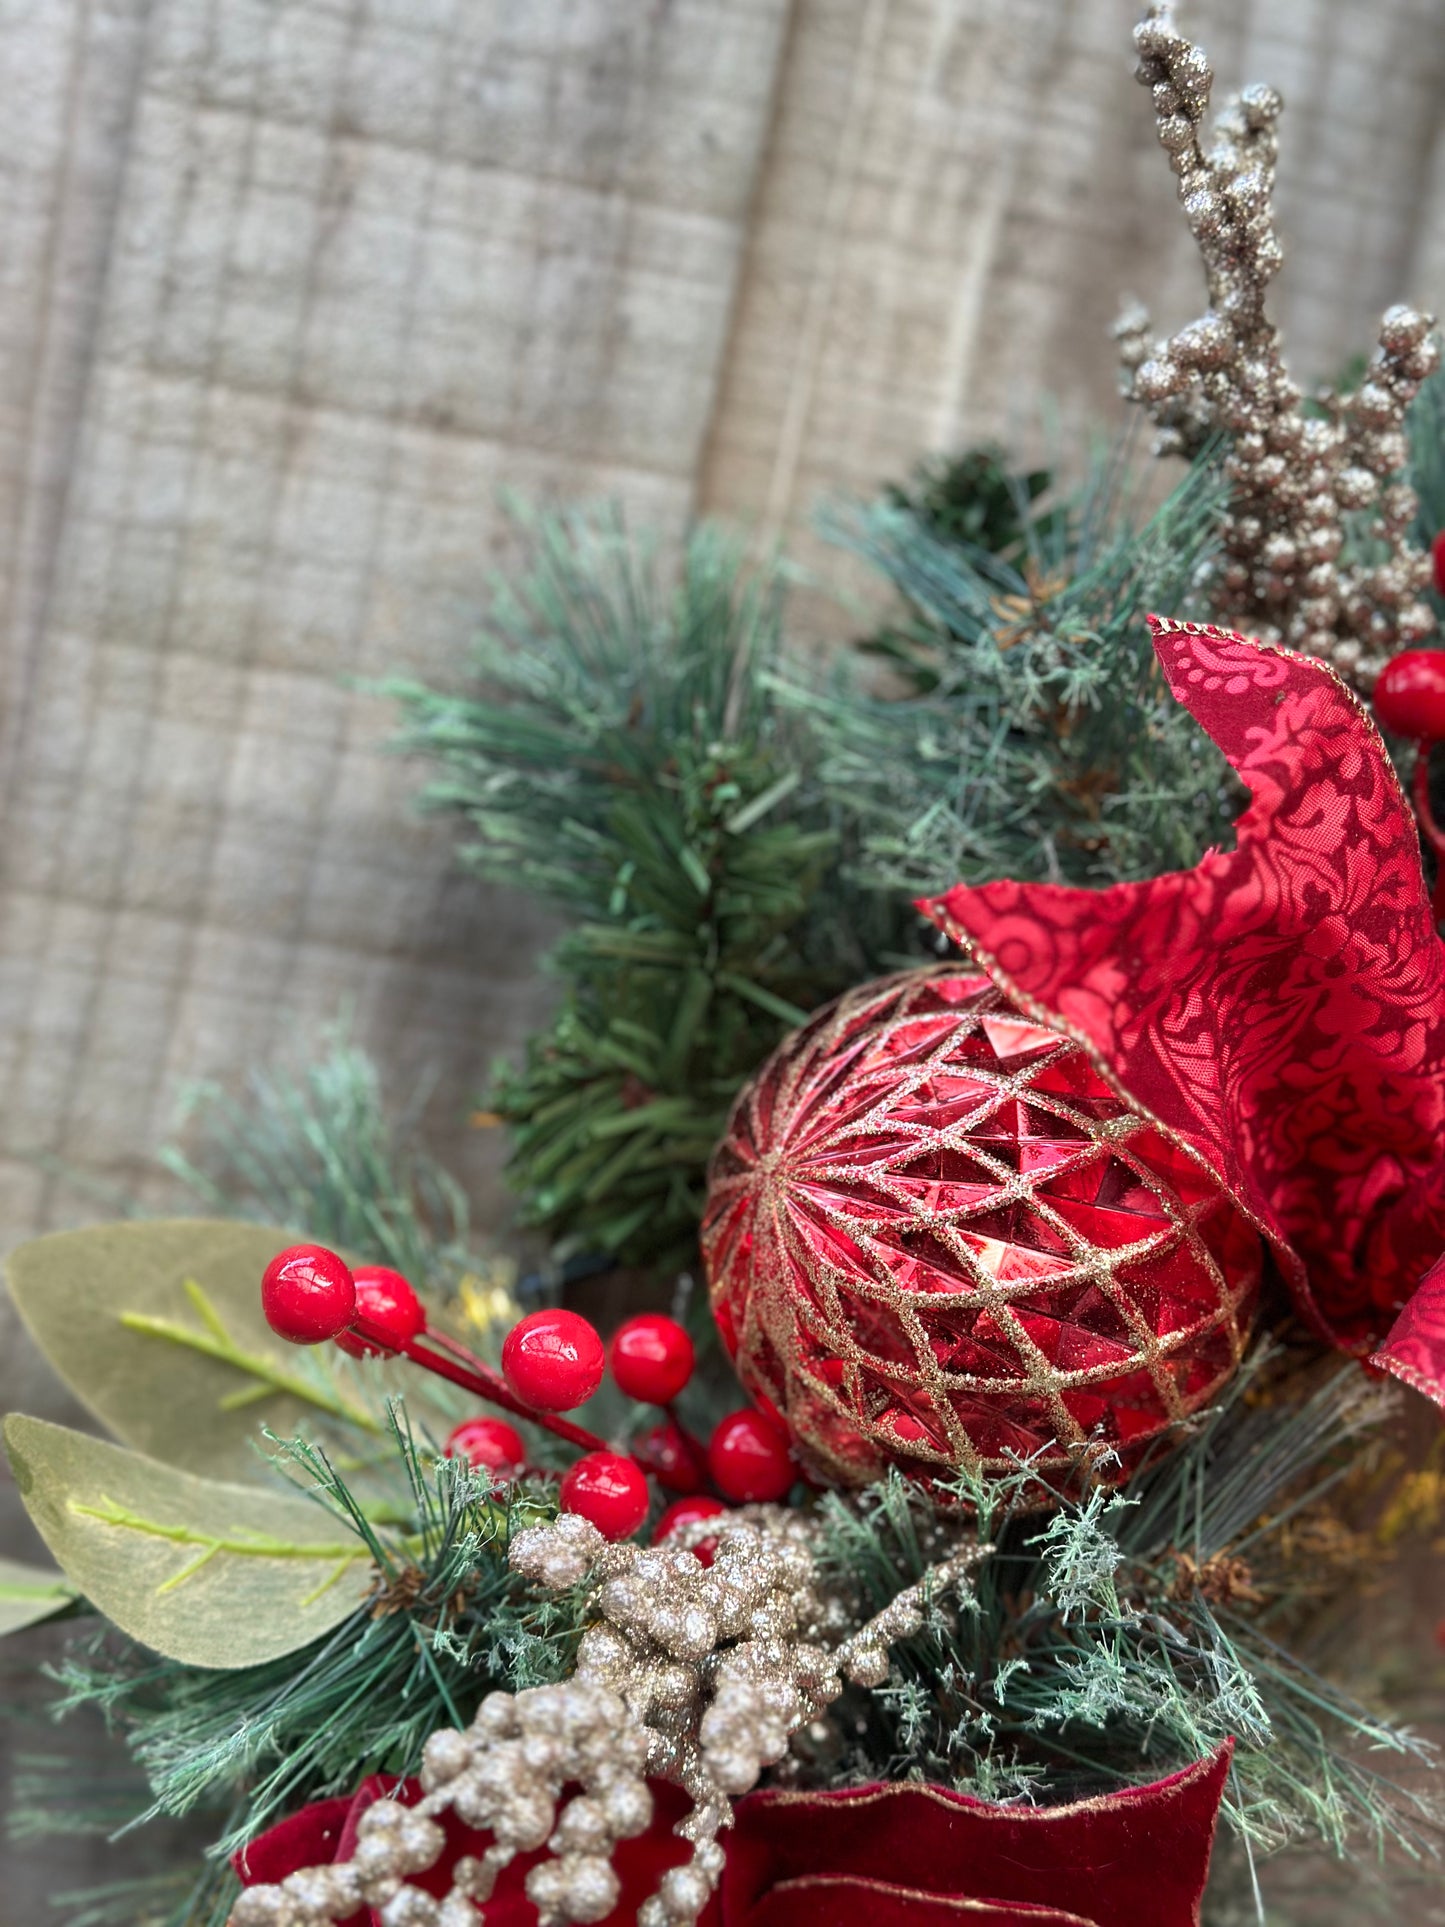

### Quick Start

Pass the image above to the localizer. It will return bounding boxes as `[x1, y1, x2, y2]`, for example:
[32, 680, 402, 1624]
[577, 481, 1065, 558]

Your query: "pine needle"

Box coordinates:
[802, 447, 1242, 890]
[381, 504, 908, 1267]
[815, 1348, 1441, 1866]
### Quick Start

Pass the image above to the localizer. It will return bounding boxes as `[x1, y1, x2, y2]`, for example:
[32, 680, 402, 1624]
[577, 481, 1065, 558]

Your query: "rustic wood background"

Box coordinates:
[2, 0, 1443, 1914]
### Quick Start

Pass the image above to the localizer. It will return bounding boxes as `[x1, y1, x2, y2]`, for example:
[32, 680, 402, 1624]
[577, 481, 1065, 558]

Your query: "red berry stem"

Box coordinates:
[425, 1322, 602, 1439]
[354, 1319, 608, 1453]
[1410, 741, 1445, 923]
[419, 1325, 516, 1381]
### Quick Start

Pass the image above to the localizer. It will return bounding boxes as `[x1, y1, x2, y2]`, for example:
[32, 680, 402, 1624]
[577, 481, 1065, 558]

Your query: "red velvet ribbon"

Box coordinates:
[921, 619, 1445, 1407]
[233, 1744, 1231, 1927]
[717, 1745, 1231, 1926]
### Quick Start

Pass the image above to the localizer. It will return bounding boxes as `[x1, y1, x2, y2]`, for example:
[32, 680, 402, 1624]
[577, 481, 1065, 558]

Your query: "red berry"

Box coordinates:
[445, 1416, 526, 1478]
[502, 1309, 606, 1412]
[559, 1450, 649, 1540]
[1374, 649, 1445, 741]
[609, 1313, 695, 1404]
[708, 1408, 794, 1502]
[334, 1266, 426, 1357]
[653, 1495, 728, 1566]
[1432, 530, 1445, 598]
[261, 1244, 355, 1345]
[633, 1417, 708, 1494]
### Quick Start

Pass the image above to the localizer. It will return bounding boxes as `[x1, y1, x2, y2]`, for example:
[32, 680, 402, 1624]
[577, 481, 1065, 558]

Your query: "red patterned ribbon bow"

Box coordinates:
[923, 619, 1445, 1408]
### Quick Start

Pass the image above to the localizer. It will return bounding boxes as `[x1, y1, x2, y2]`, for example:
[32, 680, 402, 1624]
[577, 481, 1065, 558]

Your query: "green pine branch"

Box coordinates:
[801, 445, 1241, 890]
[37, 1412, 577, 1866]
[160, 1029, 494, 1302]
[817, 1347, 1441, 1866]
[382, 504, 907, 1268]
[877, 442, 1062, 592]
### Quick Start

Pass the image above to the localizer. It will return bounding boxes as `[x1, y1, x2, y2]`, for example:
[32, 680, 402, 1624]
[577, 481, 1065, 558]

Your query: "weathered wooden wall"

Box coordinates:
[1, 0, 1443, 1900]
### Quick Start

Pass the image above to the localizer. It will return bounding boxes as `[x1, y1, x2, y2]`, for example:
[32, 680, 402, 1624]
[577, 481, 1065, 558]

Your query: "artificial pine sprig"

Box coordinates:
[817, 1348, 1440, 1865]
[41, 1414, 579, 1866]
[380, 472, 1246, 1269]
[384, 505, 900, 1268]
[161, 1032, 502, 1309]
[804, 447, 1239, 890]
[876, 444, 1061, 600]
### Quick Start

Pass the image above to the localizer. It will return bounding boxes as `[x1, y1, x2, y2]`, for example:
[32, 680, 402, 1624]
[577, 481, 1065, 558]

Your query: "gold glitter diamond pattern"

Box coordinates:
[702, 969, 1262, 1486]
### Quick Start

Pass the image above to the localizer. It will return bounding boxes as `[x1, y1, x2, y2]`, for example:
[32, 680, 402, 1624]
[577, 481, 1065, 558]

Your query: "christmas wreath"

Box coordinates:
[5, 6, 1445, 1924]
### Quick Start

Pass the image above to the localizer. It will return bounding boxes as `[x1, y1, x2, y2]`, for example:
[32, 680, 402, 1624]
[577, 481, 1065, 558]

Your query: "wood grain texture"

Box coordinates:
[0, 0, 791, 1398]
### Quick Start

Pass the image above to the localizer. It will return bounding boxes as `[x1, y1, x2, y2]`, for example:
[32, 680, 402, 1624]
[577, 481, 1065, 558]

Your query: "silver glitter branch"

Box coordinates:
[1116, 3, 1440, 688]
[229, 1508, 987, 1927]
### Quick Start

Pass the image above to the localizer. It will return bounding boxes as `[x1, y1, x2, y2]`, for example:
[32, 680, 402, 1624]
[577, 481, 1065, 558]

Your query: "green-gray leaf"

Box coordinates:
[5, 1219, 378, 1477]
[0, 1555, 77, 1636]
[3, 1415, 373, 1667]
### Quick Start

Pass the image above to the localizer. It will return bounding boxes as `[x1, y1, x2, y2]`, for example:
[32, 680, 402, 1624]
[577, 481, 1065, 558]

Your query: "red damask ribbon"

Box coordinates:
[233, 1744, 1232, 1926]
[922, 618, 1445, 1403]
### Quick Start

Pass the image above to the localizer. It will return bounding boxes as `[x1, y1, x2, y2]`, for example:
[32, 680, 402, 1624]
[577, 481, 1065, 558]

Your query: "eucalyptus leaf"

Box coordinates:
[3, 1415, 372, 1667]
[0, 1555, 77, 1636]
[5, 1219, 379, 1477]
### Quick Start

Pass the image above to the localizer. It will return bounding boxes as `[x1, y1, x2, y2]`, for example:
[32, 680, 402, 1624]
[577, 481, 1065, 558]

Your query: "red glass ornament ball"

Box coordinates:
[559, 1450, 650, 1540]
[261, 1244, 355, 1345]
[633, 1417, 708, 1494]
[653, 1494, 728, 1566]
[702, 969, 1261, 1490]
[445, 1416, 527, 1478]
[1374, 649, 1445, 741]
[1433, 529, 1445, 598]
[609, 1313, 695, 1404]
[502, 1309, 605, 1412]
[707, 1408, 795, 1503]
[334, 1266, 426, 1357]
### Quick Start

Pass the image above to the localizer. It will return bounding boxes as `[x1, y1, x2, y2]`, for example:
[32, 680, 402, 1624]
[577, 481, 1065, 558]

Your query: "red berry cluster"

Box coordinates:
[259, 1246, 795, 1548]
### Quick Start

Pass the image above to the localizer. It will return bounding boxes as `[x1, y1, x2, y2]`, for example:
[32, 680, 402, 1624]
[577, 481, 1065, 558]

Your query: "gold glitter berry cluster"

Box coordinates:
[230, 1507, 984, 1927]
[1115, 3, 1440, 689]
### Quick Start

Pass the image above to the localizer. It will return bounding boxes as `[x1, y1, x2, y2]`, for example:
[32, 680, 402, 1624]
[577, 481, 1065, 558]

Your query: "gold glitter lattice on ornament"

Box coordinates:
[702, 970, 1262, 1488]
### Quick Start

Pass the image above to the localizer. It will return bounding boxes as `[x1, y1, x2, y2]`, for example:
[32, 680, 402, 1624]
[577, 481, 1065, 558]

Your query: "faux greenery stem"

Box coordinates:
[120, 1280, 379, 1433]
[67, 1497, 370, 1599]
